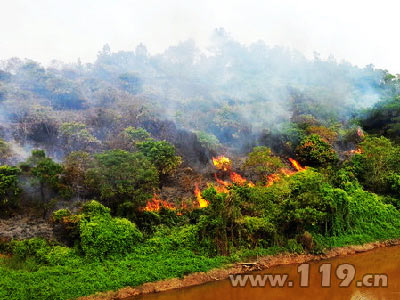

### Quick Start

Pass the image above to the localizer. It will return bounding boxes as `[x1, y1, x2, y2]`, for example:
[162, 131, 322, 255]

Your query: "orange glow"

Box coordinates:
[230, 172, 247, 185]
[289, 158, 306, 172]
[280, 168, 296, 177]
[212, 156, 232, 171]
[143, 194, 175, 212]
[350, 149, 362, 154]
[266, 173, 281, 187]
[215, 185, 229, 193]
[194, 183, 209, 208]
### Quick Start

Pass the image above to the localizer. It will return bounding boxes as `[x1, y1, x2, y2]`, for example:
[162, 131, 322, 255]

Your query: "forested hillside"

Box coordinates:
[1, 33, 400, 300]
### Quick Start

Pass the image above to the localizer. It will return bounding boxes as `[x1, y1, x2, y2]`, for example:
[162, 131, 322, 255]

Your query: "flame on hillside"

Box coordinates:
[266, 174, 281, 187]
[350, 148, 362, 154]
[212, 156, 232, 171]
[265, 158, 307, 187]
[194, 183, 209, 208]
[212, 156, 255, 187]
[143, 194, 175, 212]
[289, 158, 306, 172]
[230, 172, 247, 185]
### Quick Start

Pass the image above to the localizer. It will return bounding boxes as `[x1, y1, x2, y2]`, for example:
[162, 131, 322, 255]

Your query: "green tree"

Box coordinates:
[0, 165, 21, 211]
[350, 136, 400, 193]
[0, 139, 12, 165]
[295, 134, 338, 167]
[109, 127, 152, 151]
[242, 146, 284, 183]
[60, 122, 99, 152]
[137, 140, 182, 177]
[26, 150, 68, 214]
[63, 151, 92, 198]
[85, 150, 159, 211]
[79, 201, 143, 260]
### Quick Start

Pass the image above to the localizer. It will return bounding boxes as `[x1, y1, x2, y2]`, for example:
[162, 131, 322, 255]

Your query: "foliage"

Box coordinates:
[350, 136, 400, 193]
[81, 199, 111, 217]
[242, 146, 284, 183]
[295, 134, 338, 167]
[52, 208, 71, 222]
[80, 215, 143, 260]
[0, 165, 21, 210]
[85, 150, 159, 210]
[361, 95, 400, 142]
[137, 140, 182, 176]
[194, 131, 221, 151]
[63, 151, 92, 196]
[0, 139, 12, 164]
[60, 122, 99, 152]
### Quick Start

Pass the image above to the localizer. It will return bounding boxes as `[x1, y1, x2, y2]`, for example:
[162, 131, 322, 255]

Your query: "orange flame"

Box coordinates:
[350, 149, 362, 154]
[212, 156, 232, 171]
[266, 174, 281, 187]
[143, 194, 175, 212]
[195, 183, 209, 208]
[266, 161, 306, 187]
[230, 172, 247, 185]
[214, 173, 230, 186]
[289, 158, 306, 172]
[280, 168, 296, 177]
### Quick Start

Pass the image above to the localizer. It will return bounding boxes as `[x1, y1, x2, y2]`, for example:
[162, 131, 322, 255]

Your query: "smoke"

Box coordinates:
[0, 30, 392, 162]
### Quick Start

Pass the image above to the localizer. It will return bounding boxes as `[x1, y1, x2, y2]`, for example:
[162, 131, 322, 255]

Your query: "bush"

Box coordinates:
[81, 200, 111, 217]
[0, 165, 21, 211]
[287, 239, 304, 254]
[11, 238, 50, 263]
[52, 208, 71, 222]
[295, 134, 338, 167]
[137, 140, 182, 176]
[44, 246, 78, 266]
[85, 150, 159, 211]
[79, 215, 143, 260]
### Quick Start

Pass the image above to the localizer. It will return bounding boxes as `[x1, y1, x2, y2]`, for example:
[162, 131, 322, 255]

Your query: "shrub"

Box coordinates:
[11, 238, 50, 263]
[44, 246, 77, 266]
[295, 134, 338, 167]
[79, 215, 143, 260]
[287, 239, 304, 254]
[52, 208, 71, 222]
[81, 200, 111, 217]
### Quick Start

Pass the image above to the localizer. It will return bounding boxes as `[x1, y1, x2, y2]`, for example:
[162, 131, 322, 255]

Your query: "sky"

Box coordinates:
[1, 0, 400, 73]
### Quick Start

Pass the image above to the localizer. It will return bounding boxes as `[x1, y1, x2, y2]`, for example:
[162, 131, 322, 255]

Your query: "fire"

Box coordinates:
[266, 160, 307, 187]
[289, 158, 306, 172]
[212, 156, 232, 171]
[230, 172, 247, 185]
[214, 173, 230, 186]
[214, 184, 229, 193]
[194, 183, 209, 208]
[350, 148, 362, 154]
[266, 174, 280, 187]
[280, 168, 296, 177]
[143, 194, 175, 212]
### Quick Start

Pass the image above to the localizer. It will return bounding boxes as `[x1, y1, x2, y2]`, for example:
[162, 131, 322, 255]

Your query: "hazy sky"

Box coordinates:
[1, 0, 400, 73]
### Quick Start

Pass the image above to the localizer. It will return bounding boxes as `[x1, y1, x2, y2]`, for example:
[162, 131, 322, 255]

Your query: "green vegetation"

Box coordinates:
[85, 150, 159, 211]
[0, 166, 21, 212]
